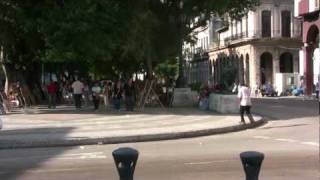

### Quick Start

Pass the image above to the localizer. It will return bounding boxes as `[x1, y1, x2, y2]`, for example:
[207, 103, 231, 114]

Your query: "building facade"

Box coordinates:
[183, 25, 211, 85]
[295, 0, 320, 95]
[209, 0, 302, 94]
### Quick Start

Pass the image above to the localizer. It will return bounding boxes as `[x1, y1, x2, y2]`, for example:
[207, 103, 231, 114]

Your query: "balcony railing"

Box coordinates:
[221, 30, 302, 46]
[224, 32, 248, 42]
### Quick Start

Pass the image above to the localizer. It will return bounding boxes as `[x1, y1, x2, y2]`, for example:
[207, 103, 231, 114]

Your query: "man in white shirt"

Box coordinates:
[237, 83, 255, 124]
[72, 79, 84, 109]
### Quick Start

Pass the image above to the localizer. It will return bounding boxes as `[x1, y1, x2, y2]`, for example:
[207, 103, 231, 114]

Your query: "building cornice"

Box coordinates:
[209, 37, 303, 53]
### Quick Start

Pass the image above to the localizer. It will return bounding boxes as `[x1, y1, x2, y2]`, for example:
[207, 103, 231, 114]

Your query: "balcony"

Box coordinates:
[224, 32, 248, 45]
[222, 30, 302, 47]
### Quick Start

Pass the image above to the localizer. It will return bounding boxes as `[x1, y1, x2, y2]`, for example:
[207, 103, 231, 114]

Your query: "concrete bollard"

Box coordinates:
[240, 151, 264, 180]
[112, 147, 139, 180]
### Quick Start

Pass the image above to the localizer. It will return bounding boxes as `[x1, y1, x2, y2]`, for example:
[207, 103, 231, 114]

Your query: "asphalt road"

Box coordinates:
[0, 98, 318, 180]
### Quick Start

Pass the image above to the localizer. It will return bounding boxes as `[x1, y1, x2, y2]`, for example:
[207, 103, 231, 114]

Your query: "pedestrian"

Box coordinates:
[113, 80, 122, 111]
[103, 81, 110, 109]
[91, 81, 101, 111]
[71, 78, 84, 109]
[299, 77, 305, 96]
[124, 78, 135, 111]
[315, 81, 319, 99]
[237, 83, 255, 124]
[47, 80, 57, 109]
[83, 81, 90, 107]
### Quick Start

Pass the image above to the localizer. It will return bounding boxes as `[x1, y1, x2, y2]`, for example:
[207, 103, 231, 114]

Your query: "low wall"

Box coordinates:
[209, 93, 239, 114]
[172, 88, 198, 107]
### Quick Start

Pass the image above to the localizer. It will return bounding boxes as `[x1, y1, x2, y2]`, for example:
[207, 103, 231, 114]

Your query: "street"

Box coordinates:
[0, 98, 318, 180]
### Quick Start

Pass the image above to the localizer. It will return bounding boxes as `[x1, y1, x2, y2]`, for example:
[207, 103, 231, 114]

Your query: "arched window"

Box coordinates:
[260, 52, 273, 84]
[281, 11, 291, 37]
[280, 52, 293, 73]
[262, 10, 271, 37]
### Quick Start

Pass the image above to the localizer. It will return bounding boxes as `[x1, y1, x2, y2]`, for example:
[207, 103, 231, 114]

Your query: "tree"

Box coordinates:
[0, 0, 260, 105]
[0, 0, 130, 103]
[147, 0, 260, 87]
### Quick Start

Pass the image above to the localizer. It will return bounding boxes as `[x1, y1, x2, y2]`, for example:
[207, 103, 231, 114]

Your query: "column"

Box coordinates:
[293, 53, 300, 73]
[273, 49, 280, 86]
[253, 48, 260, 87]
[255, 10, 260, 36]
[303, 46, 314, 96]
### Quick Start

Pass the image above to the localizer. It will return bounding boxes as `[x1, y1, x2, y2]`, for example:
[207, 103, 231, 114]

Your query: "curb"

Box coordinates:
[0, 118, 267, 149]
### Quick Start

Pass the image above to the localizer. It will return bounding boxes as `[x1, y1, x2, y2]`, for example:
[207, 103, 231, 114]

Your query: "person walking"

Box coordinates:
[91, 81, 101, 111]
[315, 81, 319, 99]
[102, 81, 110, 109]
[83, 81, 90, 107]
[113, 80, 122, 111]
[237, 83, 255, 124]
[124, 78, 135, 111]
[47, 80, 57, 109]
[72, 78, 84, 109]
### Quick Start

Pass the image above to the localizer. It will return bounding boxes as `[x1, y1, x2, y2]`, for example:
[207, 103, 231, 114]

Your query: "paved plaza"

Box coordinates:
[0, 106, 264, 149]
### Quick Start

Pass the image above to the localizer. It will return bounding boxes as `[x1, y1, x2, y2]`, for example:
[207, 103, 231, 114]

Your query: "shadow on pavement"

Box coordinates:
[0, 127, 75, 180]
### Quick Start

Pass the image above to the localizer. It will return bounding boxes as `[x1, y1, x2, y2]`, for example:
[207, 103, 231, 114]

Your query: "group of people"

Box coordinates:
[47, 78, 136, 111]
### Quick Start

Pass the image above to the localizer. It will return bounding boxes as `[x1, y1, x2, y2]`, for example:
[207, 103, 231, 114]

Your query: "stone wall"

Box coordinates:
[209, 93, 239, 114]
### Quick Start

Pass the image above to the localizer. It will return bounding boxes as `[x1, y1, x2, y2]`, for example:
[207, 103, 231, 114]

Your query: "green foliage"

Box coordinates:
[155, 59, 178, 81]
[0, 0, 260, 79]
[221, 65, 238, 91]
[189, 82, 202, 92]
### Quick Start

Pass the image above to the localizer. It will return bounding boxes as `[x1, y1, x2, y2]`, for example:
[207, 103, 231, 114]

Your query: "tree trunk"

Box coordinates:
[146, 58, 153, 80]
[176, 38, 185, 87]
[0, 46, 10, 113]
[176, 11, 186, 88]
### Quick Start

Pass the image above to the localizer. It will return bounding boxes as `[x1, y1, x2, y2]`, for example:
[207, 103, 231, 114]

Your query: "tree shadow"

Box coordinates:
[0, 127, 75, 180]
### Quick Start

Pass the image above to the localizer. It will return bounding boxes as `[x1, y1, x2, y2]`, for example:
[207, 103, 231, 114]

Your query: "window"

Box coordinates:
[261, 10, 271, 37]
[281, 11, 291, 37]
[231, 21, 234, 37]
[235, 21, 238, 37]
[246, 15, 249, 37]
[280, 52, 293, 73]
[240, 20, 243, 37]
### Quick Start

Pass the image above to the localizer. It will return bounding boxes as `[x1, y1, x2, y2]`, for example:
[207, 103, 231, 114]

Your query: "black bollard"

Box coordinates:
[240, 151, 264, 180]
[112, 147, 139, 180]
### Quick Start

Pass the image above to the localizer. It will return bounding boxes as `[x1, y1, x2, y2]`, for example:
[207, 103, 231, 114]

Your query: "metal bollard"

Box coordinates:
[240, 151, 264, 180]
[112, 147, 139, 180]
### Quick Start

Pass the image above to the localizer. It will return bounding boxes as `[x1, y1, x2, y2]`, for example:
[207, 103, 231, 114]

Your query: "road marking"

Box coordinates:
[253, 136, 271, 139]
[301, 142, 319, 147]
[0, 152, 107, 162]
[0, 166, 107, 174]
[274, 138, 298, 143]
[184, 160, 234, 165]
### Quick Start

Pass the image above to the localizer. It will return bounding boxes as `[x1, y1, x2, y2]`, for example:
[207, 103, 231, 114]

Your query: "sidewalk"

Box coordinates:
[0, 106, 265, 149]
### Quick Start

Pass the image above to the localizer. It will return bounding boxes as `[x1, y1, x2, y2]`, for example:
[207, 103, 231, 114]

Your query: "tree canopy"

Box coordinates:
[0, 0, 259, 79]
